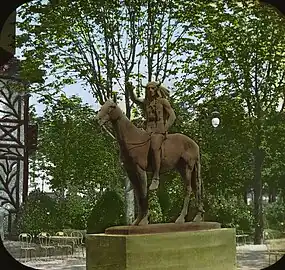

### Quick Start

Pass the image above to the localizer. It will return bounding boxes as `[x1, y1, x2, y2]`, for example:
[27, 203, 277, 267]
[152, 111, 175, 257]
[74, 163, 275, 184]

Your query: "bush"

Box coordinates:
[87, 189, 126, 233]
[17, 189, 61, 236]
[157, 173, 184, 223]
[17, 189, 91, 236]
[59, 193, 91, 230]
[204, 193, 254, 232]
[264, 199, 285, 232]
[149, 192, 163, 223]
[263, 229, 284, 240]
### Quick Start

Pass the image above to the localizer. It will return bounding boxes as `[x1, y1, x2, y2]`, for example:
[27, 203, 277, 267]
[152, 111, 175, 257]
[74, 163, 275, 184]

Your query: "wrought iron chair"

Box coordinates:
[236, 230, 249, 246]
[71, 231, 85, 257]
[55, 231, 72, 258]
[18, 233, 36, 262]
[264, 230, 285, 266]
[265, 239, 285, 265]
[37, 232, 55, 259]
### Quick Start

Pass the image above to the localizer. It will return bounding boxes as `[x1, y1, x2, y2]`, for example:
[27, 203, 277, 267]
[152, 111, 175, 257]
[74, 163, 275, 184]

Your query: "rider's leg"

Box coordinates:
[149, 134, 164, 190]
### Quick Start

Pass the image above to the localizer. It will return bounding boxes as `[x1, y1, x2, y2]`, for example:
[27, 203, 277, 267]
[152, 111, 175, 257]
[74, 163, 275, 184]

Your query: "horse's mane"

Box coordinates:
[118, 108, 148, 136]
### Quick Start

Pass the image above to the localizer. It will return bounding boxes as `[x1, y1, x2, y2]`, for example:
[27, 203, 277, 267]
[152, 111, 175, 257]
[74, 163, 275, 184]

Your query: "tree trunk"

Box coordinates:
[272, 188, 276, 202]
[124, 82, 135, 224]
[268, 186, 276, 203]
[243, 189, 248, 205]
[282, 188, 285, 204]
[253, 148, 265, 244]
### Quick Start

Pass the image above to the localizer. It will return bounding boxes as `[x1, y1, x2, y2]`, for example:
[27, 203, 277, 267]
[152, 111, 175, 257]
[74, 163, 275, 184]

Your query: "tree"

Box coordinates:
[17, 0, 192, 224]
[174, 0, 285, 243]
[31, 94, 124, 197]
[16, 0, 188, 106]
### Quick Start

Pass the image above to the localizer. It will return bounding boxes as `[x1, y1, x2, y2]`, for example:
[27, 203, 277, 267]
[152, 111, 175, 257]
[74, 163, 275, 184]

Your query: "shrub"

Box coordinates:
[17, 189, 60, 236]
[149, 192, 163, 223]
[264, 199, 285, 232]
[87, 189, 126, 233]
[60, 193, 90, 230]
[204, 193, 254, 232]
[263, 229, 284, 240]
[17, 189, 91, 236]
[157, 173, 184, 223]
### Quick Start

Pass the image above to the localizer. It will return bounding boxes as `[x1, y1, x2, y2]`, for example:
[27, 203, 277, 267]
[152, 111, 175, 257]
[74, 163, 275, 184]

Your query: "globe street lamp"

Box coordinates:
[211, 108, 220, 128]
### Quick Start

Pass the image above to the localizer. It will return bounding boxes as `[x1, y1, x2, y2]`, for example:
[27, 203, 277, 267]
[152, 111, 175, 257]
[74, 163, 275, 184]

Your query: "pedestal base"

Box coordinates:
[105, 221, 221, 235]
[86, 223, 236, 270]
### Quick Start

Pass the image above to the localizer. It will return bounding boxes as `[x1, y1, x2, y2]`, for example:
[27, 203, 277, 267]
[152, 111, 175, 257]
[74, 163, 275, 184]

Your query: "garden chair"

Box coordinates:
[55, 231, 72, 258]
[37, 232, 55, 259]
[264, 238, 285, 265]
[18, 233, 36, 262]
[236, 230, 249, 246]
[71, 231, 85, 257]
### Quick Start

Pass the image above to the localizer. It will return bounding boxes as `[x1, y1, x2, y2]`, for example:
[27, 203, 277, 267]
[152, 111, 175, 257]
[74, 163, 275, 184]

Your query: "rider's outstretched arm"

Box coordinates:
[126, 82, 144, 108]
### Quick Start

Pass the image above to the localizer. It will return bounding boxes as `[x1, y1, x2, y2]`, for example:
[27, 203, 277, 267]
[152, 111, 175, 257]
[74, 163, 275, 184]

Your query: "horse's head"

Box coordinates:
[96, 100, 123, 126]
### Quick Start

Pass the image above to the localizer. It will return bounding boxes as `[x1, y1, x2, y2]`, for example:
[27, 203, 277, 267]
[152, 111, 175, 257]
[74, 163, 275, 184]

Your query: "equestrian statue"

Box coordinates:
[96, 81, 204, 226]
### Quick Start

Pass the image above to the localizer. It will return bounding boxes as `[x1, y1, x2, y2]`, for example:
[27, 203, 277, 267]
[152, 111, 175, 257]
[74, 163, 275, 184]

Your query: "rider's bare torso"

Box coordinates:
[145, 98, 167, 134]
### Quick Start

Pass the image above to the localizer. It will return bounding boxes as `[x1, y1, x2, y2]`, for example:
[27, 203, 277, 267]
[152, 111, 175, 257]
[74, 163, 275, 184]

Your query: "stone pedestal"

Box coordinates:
[86, 222, 236, 270]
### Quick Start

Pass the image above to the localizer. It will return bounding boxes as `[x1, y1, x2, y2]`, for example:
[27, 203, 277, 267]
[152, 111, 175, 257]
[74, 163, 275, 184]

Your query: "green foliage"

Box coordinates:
[17, 190, 62, 235]
[263, 229, 284, 240]
[16, 0, 285, 238]
[172, 1, 285, 243]
[205, 194, 254, 232]
[16, 0, 188, 105]
[87, 189, 126, 233]
[148, 192, 163, 224]
[58, 193, 91, 230]
[32, 94, 124, 196]
[17, 189, 93, 235]
[157, 173, 184, 222]
[264, 199, 285, 231]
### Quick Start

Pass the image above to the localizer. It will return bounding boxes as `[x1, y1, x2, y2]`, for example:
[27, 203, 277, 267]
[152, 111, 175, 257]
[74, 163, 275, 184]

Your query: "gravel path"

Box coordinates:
[5, 241, 283, 270]
[237, 245, 269, 270]
[22, 257, 86, 270]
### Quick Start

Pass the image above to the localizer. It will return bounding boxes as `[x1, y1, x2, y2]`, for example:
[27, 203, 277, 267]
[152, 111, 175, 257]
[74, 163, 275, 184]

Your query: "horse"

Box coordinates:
[96, 100, 204, 226]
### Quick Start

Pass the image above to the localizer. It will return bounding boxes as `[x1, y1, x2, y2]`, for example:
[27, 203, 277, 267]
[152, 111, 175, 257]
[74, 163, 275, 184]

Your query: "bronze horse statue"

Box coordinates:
[96, 100, 204, 225]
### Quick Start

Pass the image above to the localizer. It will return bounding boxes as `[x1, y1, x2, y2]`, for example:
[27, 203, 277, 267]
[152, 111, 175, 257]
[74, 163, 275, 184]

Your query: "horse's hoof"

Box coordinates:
[175, 216, 185, 224]
[193, 213, 203, 222]
[131, 221, 139, 226]
[138, 217, 149, 226]
[149, 180, 159, 190]
[138, 219, 148, 226]
[132, 217, 141, 225]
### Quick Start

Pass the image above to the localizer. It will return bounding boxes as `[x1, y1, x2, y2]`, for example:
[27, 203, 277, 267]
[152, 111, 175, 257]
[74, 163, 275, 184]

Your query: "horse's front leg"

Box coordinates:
[132, 187, 144, 226]
[135, 165, 149, 226]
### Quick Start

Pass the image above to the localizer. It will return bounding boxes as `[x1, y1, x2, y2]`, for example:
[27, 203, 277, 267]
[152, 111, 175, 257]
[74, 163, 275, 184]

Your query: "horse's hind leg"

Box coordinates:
[132, 188, 143, 225]
[175, 164, 193, 224]
[132, 165, 149, 226]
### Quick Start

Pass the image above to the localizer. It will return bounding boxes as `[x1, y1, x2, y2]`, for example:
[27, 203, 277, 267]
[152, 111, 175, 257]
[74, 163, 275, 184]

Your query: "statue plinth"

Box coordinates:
[105, 221, 221, 235]
[86, 223, 236, 270]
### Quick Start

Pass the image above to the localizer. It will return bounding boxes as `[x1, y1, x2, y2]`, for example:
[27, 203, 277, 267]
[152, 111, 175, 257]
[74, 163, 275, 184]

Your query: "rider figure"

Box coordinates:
[127, 81, 176, 190]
